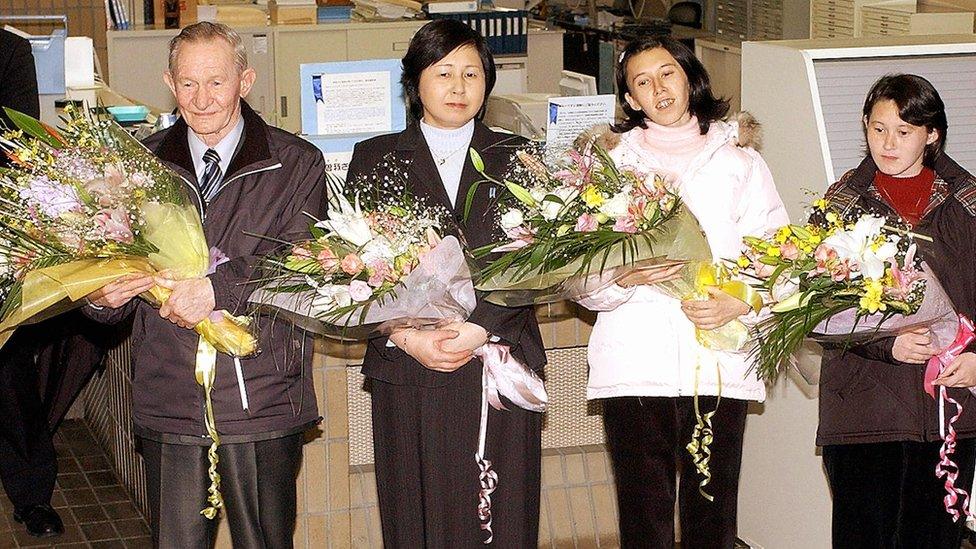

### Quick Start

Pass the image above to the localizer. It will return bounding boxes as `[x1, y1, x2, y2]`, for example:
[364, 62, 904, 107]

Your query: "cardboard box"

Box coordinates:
[154, 0, 198, 27]
[269, 1, 318, 24]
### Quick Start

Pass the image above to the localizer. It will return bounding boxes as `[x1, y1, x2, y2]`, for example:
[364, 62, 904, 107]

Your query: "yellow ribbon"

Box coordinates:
[679, 263, 757, 502]
[195, 337, 224, 519]
[686, 353, 721, 502]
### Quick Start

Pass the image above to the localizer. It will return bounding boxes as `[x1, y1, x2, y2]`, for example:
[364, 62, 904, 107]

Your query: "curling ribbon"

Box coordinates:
[195, 336, 224, 519]
[471, 343, 548, 543]
[924, 315, 976, 521]
[686, 352, 721, 502]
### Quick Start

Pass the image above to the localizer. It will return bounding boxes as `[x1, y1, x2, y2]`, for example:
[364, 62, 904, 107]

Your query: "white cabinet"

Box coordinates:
[810, 0, 863, 37]
[107, 28, 275, 120]
[860, 2, 974, 36]
[810, 0, 975, 38]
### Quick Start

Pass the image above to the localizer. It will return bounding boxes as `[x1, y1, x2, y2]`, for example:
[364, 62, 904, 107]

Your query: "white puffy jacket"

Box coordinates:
[576, 115, 789, 402]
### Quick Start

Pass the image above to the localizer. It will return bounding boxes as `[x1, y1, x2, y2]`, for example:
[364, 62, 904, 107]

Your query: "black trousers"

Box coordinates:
[139, 434, 304, 549]
[823, 439, 976, 549]
[369, 362, 543, 548]
[0, 328, 57, 510]
[0, 313, 108, 511]
[602, 396, 748, 549]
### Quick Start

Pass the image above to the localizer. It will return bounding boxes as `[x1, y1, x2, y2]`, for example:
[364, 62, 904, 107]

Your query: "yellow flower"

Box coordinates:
[736, 255, 751, 268]
[813, 198, 828, 211]
[858, 279, 887, 314]
[774, 226, 792, 244]
[825, 212, 838, 224]
[582, 186, 604, 208]
[767, 246, 781, 257]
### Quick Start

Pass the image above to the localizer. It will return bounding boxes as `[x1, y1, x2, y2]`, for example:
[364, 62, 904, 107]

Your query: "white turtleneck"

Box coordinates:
[420, 118, 474, 207]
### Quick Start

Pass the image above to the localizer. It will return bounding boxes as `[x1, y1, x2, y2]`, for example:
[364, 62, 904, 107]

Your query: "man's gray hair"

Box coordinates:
[168, 22, 248, 75]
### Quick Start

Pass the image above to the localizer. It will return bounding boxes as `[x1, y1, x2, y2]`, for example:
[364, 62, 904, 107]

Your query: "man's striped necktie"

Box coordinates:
[199, 148, 222, 204]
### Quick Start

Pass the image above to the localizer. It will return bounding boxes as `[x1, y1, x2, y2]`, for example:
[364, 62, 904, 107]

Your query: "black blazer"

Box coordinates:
[0, 29, 39, 161]
[347, 121, 546, 387]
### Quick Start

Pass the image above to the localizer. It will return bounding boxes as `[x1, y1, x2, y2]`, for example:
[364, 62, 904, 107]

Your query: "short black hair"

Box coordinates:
[401, 19, 496, 123]
[612, 36, 729, 135]
[862, 73, 947, 168]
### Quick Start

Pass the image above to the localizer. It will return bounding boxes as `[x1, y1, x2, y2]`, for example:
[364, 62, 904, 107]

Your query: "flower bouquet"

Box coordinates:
[0, 106, 257, 518]
[465, 142, 712, 306]
[740, 204, 957, 383]
[247, 173, 477, 340]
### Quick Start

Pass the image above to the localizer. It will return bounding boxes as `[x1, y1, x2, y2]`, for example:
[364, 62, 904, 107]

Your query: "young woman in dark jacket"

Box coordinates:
[345, 20, 546, 547]
[819, 74, 976, 548]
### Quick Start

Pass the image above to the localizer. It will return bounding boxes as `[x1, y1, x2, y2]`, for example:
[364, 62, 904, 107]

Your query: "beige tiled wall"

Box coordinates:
[343, 446, 621, 549]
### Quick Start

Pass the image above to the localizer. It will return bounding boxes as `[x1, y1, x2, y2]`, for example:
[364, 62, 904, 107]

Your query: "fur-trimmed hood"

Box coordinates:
[575, 111, 764, 152]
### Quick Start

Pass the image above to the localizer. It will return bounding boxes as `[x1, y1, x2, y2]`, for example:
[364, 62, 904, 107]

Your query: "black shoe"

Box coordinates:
[13, 504, 64, 538]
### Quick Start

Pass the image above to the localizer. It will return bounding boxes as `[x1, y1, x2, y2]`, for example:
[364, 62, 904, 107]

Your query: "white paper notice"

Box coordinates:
[322, 150, 354, 180]
[315, 71, 392, 135]
[545, 95, 615, 152]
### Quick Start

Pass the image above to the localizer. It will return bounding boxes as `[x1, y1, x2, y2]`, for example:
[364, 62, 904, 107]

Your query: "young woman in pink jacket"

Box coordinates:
[574, 36, 788, 548]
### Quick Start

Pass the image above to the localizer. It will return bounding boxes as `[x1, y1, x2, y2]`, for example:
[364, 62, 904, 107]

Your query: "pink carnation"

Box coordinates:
[367, 260, 391, 288]
[348, 280, 373, 302]
[780, 241, 799, 261]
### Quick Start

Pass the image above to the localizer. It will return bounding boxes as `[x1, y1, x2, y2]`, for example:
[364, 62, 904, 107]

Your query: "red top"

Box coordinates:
[875, 167, 935, 226]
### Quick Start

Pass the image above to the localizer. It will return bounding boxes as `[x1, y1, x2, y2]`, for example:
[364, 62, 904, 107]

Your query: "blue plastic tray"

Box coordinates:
[107, 105, 150, 123]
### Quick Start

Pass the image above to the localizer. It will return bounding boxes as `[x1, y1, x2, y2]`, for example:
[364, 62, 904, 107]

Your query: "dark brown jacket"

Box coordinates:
[817, 153, 976, 446]
[86, 102, 327, 443]
[346, 121, 546, 387]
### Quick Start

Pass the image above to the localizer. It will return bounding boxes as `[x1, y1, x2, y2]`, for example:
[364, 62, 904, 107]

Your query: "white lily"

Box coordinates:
[316, 194, 372, 247]
[598, 191, 630, 219]
[823, 215, 899, 280]
[539, 187, 579, 221]
[360, 235, 396, 264]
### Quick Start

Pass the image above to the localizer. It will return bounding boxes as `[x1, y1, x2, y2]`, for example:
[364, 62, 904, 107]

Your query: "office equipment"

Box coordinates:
[64, 36, 96, 89]
[558, 70, 598, 96]
[0, 16, 68, 95]
[484, 93, 556, 139]
[424, 0, 480, 13]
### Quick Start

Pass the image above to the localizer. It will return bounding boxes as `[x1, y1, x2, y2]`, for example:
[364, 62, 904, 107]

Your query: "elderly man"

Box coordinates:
[86, 22, 326, 547]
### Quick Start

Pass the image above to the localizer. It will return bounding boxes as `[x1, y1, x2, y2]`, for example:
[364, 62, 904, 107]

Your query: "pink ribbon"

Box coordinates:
[922, 315, 975, 521]
[470, 343, 548, 544]
[475, 453, 498, 544]
[474, 343, 548, 414]
[924, 315, 975, 399]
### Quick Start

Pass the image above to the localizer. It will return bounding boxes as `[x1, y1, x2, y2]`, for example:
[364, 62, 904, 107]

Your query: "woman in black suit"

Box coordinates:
[345, 19, 546, 548]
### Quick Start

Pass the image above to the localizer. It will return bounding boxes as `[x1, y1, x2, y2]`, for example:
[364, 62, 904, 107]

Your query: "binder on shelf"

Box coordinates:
[430, 9, 528, 56]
